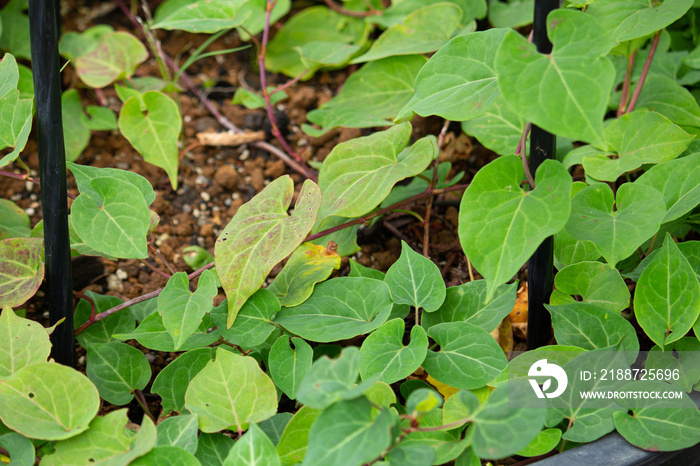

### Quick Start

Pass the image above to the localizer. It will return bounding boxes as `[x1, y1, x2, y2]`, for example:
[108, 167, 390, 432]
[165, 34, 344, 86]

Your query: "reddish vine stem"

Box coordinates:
[259, 0, 314, 179]
[626, 31, 662, 115]
[139, 258, 172, 279]
[148, 242, 177, 275]
[272, 70, 308, 95]
[0, 170, 77, 200]
[73, 290, 97, 320]
[322, 0, 382, 17]
[306, 183, 470, 242]
[112, 0, 316, 181]
[617, 49, 637, 117]
[74, 262, 214, 335]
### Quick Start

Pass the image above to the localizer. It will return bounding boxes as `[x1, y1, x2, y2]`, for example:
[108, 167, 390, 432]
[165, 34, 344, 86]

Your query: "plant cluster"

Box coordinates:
[1, 0, 700, 464]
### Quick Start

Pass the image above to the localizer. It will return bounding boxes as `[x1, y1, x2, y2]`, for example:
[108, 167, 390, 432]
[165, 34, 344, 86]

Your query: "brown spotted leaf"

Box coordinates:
[215, 175, 321, 328]
[0, 237, 44, 307]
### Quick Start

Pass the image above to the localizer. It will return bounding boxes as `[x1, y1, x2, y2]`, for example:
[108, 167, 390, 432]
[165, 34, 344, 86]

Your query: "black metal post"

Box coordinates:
[527, 0, 558, 350]
[29, 0, 75, 366]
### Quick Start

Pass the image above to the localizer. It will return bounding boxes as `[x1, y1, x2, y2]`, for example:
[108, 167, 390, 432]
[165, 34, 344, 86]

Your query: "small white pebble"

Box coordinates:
[195, 167, 203, 175]
[115, 269, 128, 280]
[183, 204, 192, 213]
[201, 192, 211, 202]
[195, 175, 208, 185]
[10, 194, 21, 201]
[145, 353, 157, 363]
[224, 198, 232, 206]
[78, 356, 86, 365]
[232, 192, 241, 200]
[298, 138, 308, 147]
[197, 237, 206, 247]
[106, 274, 123, 292]
[29, 194, 37, 201]
[193, 209, 201, 218]
[239, 150, 250, 161]
[24, 208, 35, 216]
[184, 115, 192, 123]
[25, 181, 34, 190]
[156, 233, 170, 246]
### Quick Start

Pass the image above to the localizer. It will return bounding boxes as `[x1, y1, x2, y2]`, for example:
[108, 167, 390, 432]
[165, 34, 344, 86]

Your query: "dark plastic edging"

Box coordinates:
[527, 0, 559, 350]
[28, 0, 75, 366]
[532, 392, 700, 466]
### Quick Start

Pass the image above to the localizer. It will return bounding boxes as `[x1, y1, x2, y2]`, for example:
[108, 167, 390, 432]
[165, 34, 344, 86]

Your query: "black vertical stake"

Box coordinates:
[29, 0, 75, 366]
[527, 0, 558, 350]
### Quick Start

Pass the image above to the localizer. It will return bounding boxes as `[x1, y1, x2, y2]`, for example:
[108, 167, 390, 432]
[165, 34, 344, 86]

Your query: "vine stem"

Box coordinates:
[112, 0, 317, 181]
[0, 170, 77, 200]
[423, 119, 450, 257]
[305, 184, 470, 242]
[517, 123, 535, 189]
[617, 49, 637, 117]
[626, 30, 662, 115]
[259, 0, 316, 180]
[74, 262, 215, 335]
[322, 0, 382, 17]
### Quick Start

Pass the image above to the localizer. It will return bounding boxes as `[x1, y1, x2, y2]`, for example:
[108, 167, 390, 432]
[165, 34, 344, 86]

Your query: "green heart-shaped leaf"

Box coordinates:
[185, 348, 277, 433]
[547, 302, 639, 358]
[352, 4, 463, 63]
[582, 110, 692, 182]
[86, 342, 151, 406]
[317, 122, 436, 220]
[152, 0, 250, 33]
[636, 152, 700, 223]
[495, 10, 614, 147]
[635, 234, 700, 347]
[118, 91, 181, 189]
[422, 280, 517, 333]
[385, 241, 446, 312]
[274, 277, 392, 342]
[224, 423, 281, 466]
[360, 319, 428, 384]
[269, 336, 313, 400]
[565, 182, 665, 266]
[71, 177, 151, 259]
[397, 28, 508, 122]
[459, 156, 572, 301]
[158, 270, 217, 351]
[613, 380, 700, 451]
[550, 261, 630, 313]
[423, 322, 507, 390]
[588, 0, 693, 45]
